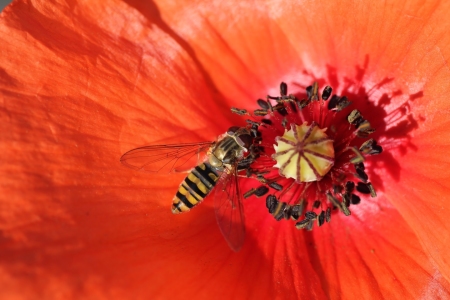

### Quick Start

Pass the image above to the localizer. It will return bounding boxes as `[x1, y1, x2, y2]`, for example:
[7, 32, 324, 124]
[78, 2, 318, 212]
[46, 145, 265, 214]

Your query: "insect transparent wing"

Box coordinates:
[120, 142, 213, 173]
[214, 166, 245, 252]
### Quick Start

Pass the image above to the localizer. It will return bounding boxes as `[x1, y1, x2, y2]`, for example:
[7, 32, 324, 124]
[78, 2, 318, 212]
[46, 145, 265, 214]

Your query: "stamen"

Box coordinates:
[290, 203, 304, 220]
[231, 107, 249, 116]
[313, 200, 321, 209]
[322, 86, 332, 100]
[317, 211, 325, 226]
[326, 191, 351, 216]
[360, 139, 383, 155]
[254, 109, 268, 116]
[325, 207, 331, 222]
[257, 99, 270, 110]
[268, 182, 283, 191]
[280, 82, 288, 96]
[243, 188, 256, 198]
[305, 211, 318, 220]
[254, 186, 269, 197]
[261, 119, 272, 125]
[295, 219, 311, 230]
[351, 194, 361, 205]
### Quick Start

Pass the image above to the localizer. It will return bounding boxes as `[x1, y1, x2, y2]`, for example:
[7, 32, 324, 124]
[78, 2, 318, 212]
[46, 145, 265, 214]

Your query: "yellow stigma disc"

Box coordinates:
[273, 122, 335, 182]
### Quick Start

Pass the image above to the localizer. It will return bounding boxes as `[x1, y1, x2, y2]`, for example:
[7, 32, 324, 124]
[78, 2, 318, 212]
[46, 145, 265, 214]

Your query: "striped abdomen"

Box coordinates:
[172, 162, 220, 214]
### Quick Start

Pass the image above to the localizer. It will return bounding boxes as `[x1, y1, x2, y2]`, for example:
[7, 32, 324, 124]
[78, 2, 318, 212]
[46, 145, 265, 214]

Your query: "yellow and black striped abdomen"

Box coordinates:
[172, 163, 220, 214]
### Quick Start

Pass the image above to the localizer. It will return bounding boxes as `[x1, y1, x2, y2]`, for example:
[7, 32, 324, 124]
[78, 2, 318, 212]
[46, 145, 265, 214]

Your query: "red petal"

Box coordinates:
[383, 125, 450, 284]
[2, 0, 450, 298]
[244, 194, 450, 298]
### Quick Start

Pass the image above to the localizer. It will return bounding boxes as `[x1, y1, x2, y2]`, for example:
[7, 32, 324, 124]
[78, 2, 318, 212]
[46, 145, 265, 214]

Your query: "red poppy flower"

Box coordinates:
[1, 0, 450, 298]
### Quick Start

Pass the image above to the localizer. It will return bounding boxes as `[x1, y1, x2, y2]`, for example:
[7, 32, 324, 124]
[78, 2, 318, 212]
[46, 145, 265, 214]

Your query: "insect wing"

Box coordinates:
[120, 142, 213, 173]
[214, 166, 245, 252]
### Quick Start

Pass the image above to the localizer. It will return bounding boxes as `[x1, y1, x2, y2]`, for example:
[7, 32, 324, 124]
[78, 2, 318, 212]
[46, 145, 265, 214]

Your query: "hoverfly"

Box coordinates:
[120, 126, 260, 251]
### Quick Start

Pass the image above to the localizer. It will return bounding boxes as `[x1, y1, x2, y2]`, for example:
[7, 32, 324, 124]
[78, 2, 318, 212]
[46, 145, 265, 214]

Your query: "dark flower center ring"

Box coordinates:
[234, 82, 383, 230]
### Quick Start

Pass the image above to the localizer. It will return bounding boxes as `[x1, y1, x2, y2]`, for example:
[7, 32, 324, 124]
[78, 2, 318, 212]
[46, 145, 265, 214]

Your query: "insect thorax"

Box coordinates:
[209, 135, 247, 169]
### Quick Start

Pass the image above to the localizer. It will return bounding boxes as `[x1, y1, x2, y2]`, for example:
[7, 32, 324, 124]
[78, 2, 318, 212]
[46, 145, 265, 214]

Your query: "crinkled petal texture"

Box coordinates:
[1, 0, 450, 299]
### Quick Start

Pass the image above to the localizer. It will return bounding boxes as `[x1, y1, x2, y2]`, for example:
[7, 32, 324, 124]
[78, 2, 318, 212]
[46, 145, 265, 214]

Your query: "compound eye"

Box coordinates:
[236, 134, 253, 149]
[227, 126, 240, 135]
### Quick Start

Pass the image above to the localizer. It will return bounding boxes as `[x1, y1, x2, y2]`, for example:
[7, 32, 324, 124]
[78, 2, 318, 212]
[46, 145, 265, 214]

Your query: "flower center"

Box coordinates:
[273, 122, 334, 182]
[234, 82, 383, 230]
